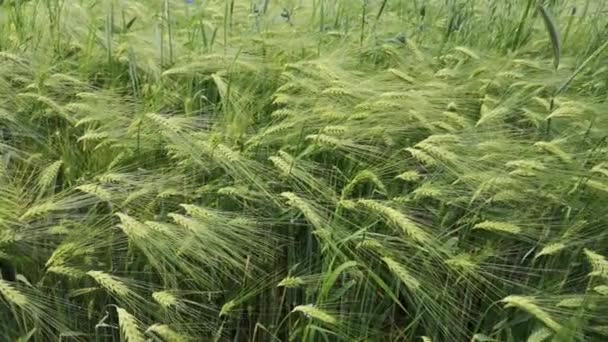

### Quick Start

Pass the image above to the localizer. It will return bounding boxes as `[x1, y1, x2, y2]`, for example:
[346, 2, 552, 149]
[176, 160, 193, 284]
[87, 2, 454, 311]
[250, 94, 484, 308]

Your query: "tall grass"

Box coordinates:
[1, 0, 608, 341]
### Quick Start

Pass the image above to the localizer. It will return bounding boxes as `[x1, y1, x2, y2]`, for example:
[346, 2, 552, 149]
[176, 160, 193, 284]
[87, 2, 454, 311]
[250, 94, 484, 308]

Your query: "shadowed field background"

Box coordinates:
[1, 0, 608, 341]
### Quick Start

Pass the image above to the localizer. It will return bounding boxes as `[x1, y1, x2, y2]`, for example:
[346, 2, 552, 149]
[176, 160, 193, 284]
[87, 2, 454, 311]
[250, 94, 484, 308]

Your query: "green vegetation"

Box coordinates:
[1, 0, 608, 340]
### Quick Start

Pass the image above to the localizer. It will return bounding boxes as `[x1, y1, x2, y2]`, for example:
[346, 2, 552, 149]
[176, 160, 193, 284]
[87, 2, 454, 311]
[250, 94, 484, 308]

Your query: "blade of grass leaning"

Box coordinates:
[537, 4, 561, 71]
[557, 38, 608, 95]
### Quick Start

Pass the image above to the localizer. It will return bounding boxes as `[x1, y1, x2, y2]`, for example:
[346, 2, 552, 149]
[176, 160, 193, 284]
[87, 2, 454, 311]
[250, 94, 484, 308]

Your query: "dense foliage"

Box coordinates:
[1, 0, 608, 341]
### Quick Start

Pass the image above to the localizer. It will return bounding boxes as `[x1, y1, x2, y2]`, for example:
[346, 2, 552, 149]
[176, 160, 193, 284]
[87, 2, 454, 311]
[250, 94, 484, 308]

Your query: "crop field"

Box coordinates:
[1, 0, 608, 341]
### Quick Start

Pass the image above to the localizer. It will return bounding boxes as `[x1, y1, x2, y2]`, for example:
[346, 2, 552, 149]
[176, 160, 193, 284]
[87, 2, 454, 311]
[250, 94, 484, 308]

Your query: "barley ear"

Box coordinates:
[473, 221, 522, 235]
[86, 271, 131, 298]
[146, 324, 189, 342]
[152, 291, 178, 308]
[502, 296, 561, 332]
[0, 279, 29, 308]
[382, 257, 420, 292]
[116, 307, 145, 342]
[292, 305, 337, 325]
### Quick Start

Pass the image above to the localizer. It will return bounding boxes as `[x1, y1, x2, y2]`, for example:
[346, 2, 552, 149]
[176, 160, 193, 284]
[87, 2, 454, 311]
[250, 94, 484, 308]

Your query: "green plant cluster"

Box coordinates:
[1, 0, 608, 341]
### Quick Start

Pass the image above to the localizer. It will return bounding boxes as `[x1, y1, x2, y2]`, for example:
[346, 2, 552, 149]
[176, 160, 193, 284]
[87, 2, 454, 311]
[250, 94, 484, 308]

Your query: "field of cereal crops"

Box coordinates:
[1, 0, 608, 341]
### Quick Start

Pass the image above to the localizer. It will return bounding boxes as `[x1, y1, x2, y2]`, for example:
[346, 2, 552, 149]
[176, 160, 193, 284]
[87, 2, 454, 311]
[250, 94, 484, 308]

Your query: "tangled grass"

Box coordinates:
[1, 0, 608, 341]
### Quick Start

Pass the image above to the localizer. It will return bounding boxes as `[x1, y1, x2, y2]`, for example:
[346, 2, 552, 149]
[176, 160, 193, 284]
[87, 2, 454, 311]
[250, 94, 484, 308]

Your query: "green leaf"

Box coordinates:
[537, 5, 561, 70]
